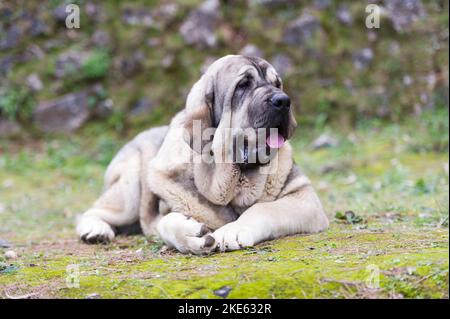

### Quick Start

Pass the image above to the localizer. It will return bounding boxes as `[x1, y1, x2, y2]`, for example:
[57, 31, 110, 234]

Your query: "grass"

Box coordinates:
[0, 110, 448, 299]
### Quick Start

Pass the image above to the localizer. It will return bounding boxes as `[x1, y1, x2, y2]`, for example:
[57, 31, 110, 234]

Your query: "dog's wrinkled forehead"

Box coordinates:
[206, 55, 280, 85]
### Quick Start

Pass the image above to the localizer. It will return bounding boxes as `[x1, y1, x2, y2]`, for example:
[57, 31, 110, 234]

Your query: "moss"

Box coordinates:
[0, 226, 447, 298]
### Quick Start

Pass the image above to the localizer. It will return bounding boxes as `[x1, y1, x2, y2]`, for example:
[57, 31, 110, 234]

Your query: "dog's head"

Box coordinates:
[184, 55, 297, 167]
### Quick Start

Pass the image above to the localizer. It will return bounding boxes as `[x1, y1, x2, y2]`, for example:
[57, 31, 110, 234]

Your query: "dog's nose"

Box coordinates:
[270, 93, 290, 110]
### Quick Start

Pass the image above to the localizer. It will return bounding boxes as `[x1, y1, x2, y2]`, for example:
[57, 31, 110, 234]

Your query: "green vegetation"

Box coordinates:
[0, 85, 35, 121]
[81, 50, 111, 80]
[0, 110, 448, 298]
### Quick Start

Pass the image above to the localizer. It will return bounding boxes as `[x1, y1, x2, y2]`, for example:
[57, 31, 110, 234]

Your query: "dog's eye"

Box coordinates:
[237, 77, 251, 89]
[274, 79, 282, 89]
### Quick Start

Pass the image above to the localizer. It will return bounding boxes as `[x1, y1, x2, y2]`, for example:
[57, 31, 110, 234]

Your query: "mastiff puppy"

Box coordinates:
[76, 55, 329, 254]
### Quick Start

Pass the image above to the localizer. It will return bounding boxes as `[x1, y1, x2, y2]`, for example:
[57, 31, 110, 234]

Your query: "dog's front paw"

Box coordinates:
[77, 216, 115, 244]
[157, 213, 216, 255]
[213, 222, 255, 252]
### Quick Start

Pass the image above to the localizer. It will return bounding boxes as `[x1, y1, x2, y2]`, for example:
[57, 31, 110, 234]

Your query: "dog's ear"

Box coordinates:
[183, 74, 215, 154]
[287, 110, 297, 139]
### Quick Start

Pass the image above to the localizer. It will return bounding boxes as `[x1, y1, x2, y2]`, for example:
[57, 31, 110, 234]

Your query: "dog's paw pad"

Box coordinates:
[203, 235, 215, 248]
[198, 224, 211, 237]
[77, 217, 115, 244]
[81, 234, 109, 244]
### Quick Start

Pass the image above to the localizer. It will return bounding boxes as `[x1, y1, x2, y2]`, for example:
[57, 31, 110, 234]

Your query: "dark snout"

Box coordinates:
[266, 91, 291, 138]
[270, 93, 290, 110]
[249, 89, 296, 142]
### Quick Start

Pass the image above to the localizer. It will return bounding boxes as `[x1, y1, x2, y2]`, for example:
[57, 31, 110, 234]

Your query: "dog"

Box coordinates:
[76, 55, 329, 254]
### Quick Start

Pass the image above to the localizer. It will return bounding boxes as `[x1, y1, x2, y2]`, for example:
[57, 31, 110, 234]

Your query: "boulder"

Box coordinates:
[282, 13, 320, 47]
[26, 73, 43, 92]
[337, 4, 353, 26]
[129, 98, 154, 118]
[33, 91, 91, 133]
[52, 5, 67, 23]
[313, 0, 331, 10]
[122, 7, 154, 27]
[30, 18, 50, 37]
[252, 0, 296, 8]
[310, 133, 339, 150]
[0, 25, 22, 51]
[54, 51, 90, 78]
[239, 44, 263, 58]
[385, 0, 425, 32]
[271, 54, 293, 77]
[179, 0, 220, 49]
[90, 30, 111, 47]
[117, 51, 144, 77]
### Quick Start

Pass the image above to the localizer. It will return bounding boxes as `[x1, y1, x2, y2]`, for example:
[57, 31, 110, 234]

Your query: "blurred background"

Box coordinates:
[0, 0, 449, 299]
[0, 0, 448, 135]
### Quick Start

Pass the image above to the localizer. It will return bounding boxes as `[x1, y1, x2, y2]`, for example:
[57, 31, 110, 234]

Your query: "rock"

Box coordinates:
[0, 55, 15, 76]
[122, 7, 154, 27]
[52, 5, 67, 23]
[271, 54, 293, 77]
[152, 3, 179, 27]
[337, 4, 353, 25]
[311, 133, 339, 150]
[90, 30, 111, 47]
[117, 51, 144, 77]
[0, 238, 11, 248]
[86, 293, 101, 299]
[213, 286, 232, 298]
[403, 75, 413, 86]
[239, 44, 263, 58]
[44, 39, 63, 51]
[30, 19, 50, 37]
[4, 250, 17, 260]
[94, 99, 113, 119]
[282, 13, 320, 47]
[0, 7, 13, 23]
[319, 162, 348, 174]
[252, 0, 295, 7]
[54, 51, 90, 79]
[33, 84, 109, 132]
[161, 54, 175, 69]
[367, 30, 378, 42]
[0, 118, 22, 138]
[180, 0, 220, 49]
[85, 2, 104, 23]
[26, 73, 43, 92]
[27, 45, 45, 60]
[33, 91, 91, 133]
[129, 98, 154, 118]
[313, 0, 331, 10]
[0, 203, 5, 214]
[385, 0, 425, 32]
[352, 48, 374, 71]
[0, 25, 22, 51]
[146, 38, 162, 48]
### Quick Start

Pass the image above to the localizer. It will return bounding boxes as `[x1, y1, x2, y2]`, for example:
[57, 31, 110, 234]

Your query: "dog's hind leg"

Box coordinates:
[77, 152, 142, 244]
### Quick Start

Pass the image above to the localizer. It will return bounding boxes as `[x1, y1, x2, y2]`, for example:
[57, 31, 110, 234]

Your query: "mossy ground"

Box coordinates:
[0, 110, 448, 299]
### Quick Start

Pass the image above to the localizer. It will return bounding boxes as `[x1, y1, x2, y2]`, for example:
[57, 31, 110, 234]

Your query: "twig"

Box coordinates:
[4, 289, 39, 299]
[414, 269, 447, 285]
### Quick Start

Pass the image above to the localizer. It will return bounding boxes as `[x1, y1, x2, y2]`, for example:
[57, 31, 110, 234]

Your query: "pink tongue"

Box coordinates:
[266, 133, 285, 149]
